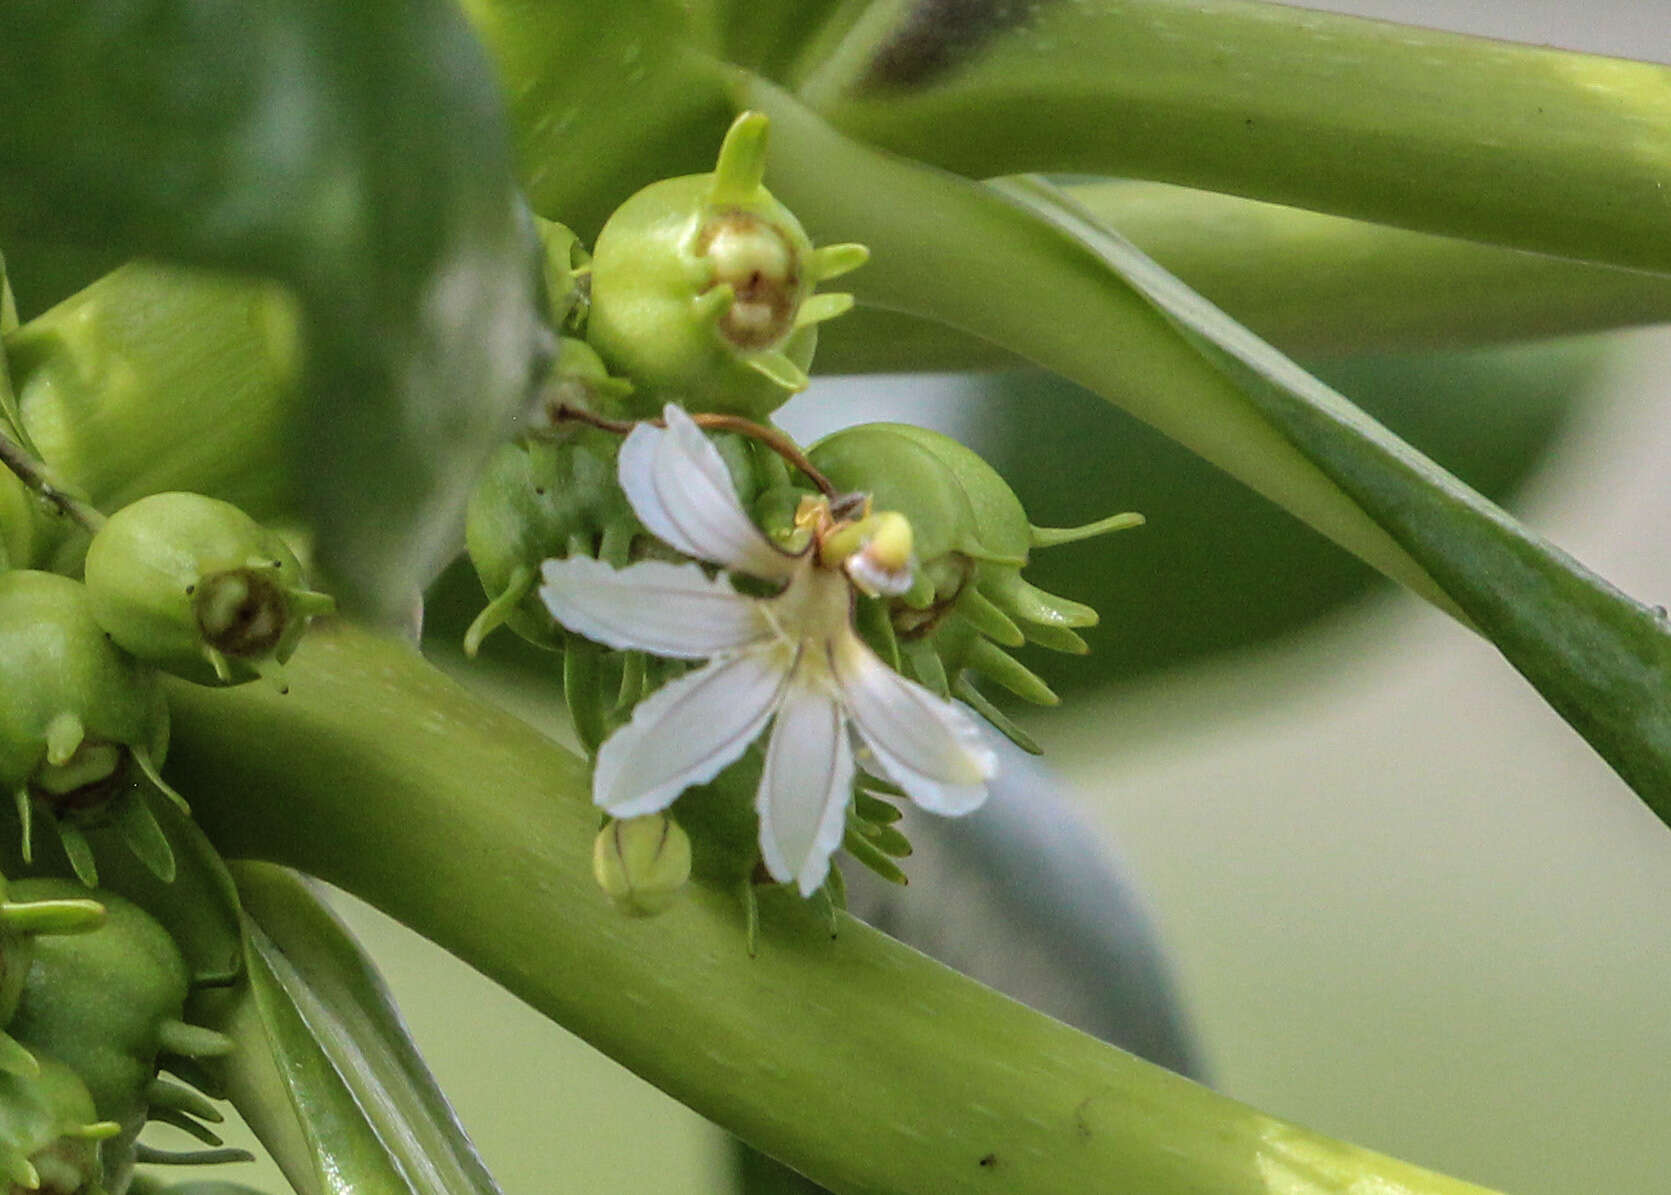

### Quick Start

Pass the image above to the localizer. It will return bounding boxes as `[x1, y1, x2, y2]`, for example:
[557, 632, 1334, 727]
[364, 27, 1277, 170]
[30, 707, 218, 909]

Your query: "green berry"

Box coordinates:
[463, 430, 641, 654]
[585, 111, 867, 418]
[0, 1052, 117, 1194]
[809, 423, 1141, 751]
[83, 493, 333, 688]
[5, 879, 231, 1182]
[0, 571, 178, 881]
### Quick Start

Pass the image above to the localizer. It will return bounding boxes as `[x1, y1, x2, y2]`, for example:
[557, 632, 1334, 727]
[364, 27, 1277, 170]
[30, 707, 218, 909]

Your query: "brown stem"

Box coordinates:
[552, 404, 839, 498]
[0, 423, 105, 532]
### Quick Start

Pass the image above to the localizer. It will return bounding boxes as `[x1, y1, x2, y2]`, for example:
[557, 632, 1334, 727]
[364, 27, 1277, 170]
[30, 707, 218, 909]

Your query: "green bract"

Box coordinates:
[83, 493, 333, 689]
[809, 423, 1141, 751]
[6, 879, 232, 1189]
[0, 1052, 117, 1194]
[463, 428, 641, 654]
[0, 571, 180, 884]
[584, 111, 867, 418]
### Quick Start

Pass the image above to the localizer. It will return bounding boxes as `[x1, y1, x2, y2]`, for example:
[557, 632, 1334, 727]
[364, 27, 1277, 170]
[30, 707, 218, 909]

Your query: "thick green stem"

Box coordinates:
[164, 623, 1505, 1195]
[796, 0, 1671, 273]
[819, 180, 1671, 372]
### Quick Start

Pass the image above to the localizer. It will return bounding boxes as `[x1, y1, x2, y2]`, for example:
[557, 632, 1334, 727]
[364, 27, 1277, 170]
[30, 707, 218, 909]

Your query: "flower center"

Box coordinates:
[194, 567, 288, 657]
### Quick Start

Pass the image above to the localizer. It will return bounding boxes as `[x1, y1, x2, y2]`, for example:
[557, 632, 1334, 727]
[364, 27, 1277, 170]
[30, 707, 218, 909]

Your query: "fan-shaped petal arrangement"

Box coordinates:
[540, 405, 995, 895]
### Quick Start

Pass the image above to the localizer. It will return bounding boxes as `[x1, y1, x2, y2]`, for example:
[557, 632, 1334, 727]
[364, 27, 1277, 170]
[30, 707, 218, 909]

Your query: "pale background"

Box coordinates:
[190, 3, 1671, 1192]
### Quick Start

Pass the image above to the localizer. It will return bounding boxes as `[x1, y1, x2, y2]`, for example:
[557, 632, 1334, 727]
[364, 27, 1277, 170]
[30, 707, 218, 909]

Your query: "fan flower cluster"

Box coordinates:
[538, 405, 995, 895]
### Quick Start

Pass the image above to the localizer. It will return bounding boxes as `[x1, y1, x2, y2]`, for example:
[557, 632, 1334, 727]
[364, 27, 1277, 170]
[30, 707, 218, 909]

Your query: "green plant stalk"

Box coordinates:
[165, 623, 1505, 1195]
[2, 262, 302, 521]
[820, 179, 1671, 372]
[794, 0, 1671, 274]
[751, 80, 1456, 615]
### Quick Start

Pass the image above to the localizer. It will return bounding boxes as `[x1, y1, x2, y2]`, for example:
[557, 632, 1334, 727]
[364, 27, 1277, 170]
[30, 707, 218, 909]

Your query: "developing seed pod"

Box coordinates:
[585, 110, 868, 419]
[808, 423, 1141, 752]
[5, 880, 233, 1191]
[463, 427, 642, 654]
[0, 1052, 119, 1194]
[0, 571, 180, 886]
[0, 873, 105, 1078]
[83, 492, 333, 689]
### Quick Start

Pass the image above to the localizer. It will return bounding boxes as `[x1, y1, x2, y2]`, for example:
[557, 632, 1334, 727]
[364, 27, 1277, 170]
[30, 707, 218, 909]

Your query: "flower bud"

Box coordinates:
[525, 338, 635, 431]
[0, 571, 179, 881]
[537, 217, 591, 335]
[584, 111, 867, 418]
[808, 423, 1141, 750]
[592, 815, 692, 917]
[83, 492, 333, 688]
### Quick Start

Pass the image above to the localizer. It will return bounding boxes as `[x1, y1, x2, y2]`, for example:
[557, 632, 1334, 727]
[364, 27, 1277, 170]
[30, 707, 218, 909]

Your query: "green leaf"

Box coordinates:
[791, 0, 1671, 274]
[993, 174, 1671, 812]
[216, 863, 504, 1195]
[166, 624, 1505, 1195]
[749, 85, 1671, 815]
[0, 0, 547, 622]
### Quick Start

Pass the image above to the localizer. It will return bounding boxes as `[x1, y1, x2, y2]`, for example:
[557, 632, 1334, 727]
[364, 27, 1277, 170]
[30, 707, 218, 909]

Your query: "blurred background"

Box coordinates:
[202, 2, 1671, 1192]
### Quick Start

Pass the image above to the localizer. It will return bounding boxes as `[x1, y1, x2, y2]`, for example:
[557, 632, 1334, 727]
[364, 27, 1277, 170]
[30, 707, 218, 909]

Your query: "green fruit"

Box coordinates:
[0, 572, 177, 881]
[5, 879, 231, 1183]
[0, 1052, 117, 1194]
[809, 423, 1140, 752]
[585, 111, 866, 418]
[463, 430, 641, 654]
[83, 493, 333, 688]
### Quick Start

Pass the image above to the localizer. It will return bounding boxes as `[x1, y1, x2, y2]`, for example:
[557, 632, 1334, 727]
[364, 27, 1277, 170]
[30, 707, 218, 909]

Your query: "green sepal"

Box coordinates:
[841, 826, 908, 886]
[952, 675, 1043, 756]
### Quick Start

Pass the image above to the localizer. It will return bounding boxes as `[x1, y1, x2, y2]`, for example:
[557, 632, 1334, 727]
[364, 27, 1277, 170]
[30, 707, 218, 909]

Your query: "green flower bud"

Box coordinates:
[0, 571, 180, 883]
[592, 815, 692, 917]
[6, 879, 231, 1182]
[0, 1052, 118, 1194]
[0, 873, 104, 1039]
[82, 493, 333, 688]
[585, 111, 867, 418]
[463, 429, 642, 654]
[808, 423, 1141, 751]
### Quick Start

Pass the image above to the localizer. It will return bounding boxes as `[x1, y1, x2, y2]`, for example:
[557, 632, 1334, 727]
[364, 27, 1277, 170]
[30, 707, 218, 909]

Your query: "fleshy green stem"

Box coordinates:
[796, 0, 1671, 274]
[164, 623, 1505, 1195]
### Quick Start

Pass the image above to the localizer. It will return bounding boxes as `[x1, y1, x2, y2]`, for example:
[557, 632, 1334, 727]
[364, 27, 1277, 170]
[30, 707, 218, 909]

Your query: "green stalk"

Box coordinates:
[819, 180, 1671, 372]
[751, 79, 1456, 614]
[795, 0, 1671, 274]
[165, 623, 1505, 1195]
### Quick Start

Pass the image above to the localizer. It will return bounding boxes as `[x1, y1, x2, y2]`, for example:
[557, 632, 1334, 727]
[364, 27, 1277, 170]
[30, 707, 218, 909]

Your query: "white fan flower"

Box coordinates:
[539, 404, 996, 896]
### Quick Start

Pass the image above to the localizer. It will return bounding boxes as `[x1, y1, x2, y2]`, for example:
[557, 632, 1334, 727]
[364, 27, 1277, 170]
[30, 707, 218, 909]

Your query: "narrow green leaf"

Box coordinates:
[794, 0, 1671, 275]
[994, 174, 1671, 813]
[225, 865, 505, 1195]
[0, 1, 547, 622]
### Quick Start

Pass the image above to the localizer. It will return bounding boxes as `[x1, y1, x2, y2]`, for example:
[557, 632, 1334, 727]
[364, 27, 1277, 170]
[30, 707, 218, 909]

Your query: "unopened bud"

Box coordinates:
[592, 815, 692, 918]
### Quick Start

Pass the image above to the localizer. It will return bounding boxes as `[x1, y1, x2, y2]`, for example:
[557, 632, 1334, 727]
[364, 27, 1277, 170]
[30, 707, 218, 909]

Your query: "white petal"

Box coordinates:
[618, 405, 796, 581]
[830, 633, 995, 816]
[538, 557, 771, 658]
[593, 646, 793, 818]
[756, 673, 855, 897]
